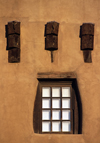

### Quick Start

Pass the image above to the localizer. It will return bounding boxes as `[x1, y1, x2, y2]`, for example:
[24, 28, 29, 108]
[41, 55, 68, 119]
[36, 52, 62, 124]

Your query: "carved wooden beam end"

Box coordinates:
[6, 21, 20, 63]
[80, 23, 94, 63]
[45, 35, 58, 50]
[45, 21, 59, 36]
[45, 21, 59, 62]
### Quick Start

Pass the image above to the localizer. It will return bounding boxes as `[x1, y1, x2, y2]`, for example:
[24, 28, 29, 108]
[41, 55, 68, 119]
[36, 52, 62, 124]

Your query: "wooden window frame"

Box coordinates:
[33, 72, 82, 134]
[39, 81, 74, 134]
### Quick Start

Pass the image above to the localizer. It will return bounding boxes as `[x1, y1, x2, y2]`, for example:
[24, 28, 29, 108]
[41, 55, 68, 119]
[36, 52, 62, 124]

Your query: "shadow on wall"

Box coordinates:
[5, 25, 8, 50]
[72, 79, 82, 134]
[33, 84, 41, 133]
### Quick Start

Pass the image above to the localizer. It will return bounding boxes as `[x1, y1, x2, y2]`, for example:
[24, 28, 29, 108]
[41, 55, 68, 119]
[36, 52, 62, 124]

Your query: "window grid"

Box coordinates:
[41, 85, 73, 133]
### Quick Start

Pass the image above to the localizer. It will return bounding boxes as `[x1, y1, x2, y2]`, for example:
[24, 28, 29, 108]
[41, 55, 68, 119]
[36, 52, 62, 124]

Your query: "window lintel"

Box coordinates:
[37, 72, 76, 79]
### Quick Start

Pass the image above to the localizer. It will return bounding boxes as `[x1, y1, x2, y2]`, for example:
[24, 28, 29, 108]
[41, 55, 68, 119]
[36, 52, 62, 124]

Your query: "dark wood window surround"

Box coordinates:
[40, 81, 73, 134]
[33, 72, 82, 134]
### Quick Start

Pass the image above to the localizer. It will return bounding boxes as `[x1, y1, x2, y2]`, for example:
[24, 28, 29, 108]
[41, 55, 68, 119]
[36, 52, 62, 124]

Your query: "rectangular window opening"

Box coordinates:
[40, 82, 73, 134]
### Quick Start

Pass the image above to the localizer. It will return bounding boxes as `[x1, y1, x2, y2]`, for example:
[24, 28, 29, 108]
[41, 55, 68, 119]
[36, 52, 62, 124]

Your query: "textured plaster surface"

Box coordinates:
[0, 0, 100, 143]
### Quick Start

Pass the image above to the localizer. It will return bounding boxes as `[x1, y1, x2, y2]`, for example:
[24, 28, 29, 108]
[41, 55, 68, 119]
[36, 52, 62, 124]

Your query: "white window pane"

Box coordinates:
[52, 99, 60, 108]
[62, 110, 71, 120]
[52, 110, 60, 120]
[42, 87, 50, 97]
[52, 87, 60, 97]
[62, 99, 70, 108]
[42, 122, 51, 132]
[62, 87, 70, 97]
[62, 121, 71, 132]
[52, 122, 61, 132]
[42, 110, 51, 120]
[42, 99, 51, 108]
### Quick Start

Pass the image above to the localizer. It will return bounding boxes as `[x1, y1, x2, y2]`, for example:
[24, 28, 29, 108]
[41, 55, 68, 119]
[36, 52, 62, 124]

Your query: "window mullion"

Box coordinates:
[70, 87, 73, 133]
[41, 86, 42, 133]
[61, 87, 62, 132]
[51, 87, 52, 133]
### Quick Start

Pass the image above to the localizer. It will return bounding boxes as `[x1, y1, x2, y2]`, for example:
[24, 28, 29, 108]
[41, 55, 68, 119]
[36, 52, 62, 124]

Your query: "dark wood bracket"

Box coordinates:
[6, 21, 20, 63]
[80, 23, 94, 63]
[45, 21, 59, 62]
[83, 50, 92, 63]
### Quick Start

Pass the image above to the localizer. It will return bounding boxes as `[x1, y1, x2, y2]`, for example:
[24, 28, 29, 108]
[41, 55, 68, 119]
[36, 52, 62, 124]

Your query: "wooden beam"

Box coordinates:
[37, 72, 76, 79]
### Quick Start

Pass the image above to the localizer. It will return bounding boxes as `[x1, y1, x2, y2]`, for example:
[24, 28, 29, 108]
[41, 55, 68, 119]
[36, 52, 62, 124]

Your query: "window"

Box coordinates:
[41, 82, 73, 133]
[33, 72, 82, 134]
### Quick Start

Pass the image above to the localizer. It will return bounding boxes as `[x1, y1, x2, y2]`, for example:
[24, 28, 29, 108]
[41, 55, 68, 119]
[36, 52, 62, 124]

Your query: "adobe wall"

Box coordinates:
[0, 0, 100, 143]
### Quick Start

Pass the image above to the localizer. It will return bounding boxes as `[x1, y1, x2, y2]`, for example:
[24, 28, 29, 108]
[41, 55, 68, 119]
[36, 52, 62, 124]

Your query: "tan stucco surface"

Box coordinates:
[0, 0, 100, 143]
